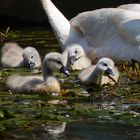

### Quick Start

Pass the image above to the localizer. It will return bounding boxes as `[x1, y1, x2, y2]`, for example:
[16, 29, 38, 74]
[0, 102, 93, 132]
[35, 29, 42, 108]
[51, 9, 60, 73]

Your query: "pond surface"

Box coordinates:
[0, 27, 140, 140]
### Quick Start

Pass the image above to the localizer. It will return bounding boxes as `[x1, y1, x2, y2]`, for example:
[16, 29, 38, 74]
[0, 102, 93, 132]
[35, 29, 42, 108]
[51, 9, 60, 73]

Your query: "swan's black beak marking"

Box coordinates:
[28, 61, 35, 70]
[60, 66, 70, 76]
[105, 68, 115, 76]
[70, 55, 76, 65]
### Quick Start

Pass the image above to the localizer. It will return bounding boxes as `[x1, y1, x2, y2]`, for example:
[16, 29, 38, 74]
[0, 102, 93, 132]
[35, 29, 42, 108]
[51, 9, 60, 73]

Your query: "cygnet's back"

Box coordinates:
[1, 42, 24, 67]
[7, 75, 61, 93]
[7, 75, 43, 92]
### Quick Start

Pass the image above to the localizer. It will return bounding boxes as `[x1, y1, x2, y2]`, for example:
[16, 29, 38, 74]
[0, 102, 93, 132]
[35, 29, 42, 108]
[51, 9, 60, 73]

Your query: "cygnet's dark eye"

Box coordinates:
[56, 60, 62, 65]
[75, 50, 78, 54]
[103, 63, 107, 66]
[31, 56, 34, 59]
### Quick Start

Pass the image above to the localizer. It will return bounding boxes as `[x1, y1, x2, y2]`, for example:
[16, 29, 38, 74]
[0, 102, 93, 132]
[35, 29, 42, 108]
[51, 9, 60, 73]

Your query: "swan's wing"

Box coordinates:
[117, 4, 140, 13]
[117, 19, 140, 45]
[70, 9, 114, 47]
[71, 8, 140, 47]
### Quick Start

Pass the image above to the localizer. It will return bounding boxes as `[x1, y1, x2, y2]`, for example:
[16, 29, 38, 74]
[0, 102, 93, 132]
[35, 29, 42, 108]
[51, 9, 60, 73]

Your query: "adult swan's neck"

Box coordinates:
[41, 0, 83, 50]
[41, 0, 70, 48]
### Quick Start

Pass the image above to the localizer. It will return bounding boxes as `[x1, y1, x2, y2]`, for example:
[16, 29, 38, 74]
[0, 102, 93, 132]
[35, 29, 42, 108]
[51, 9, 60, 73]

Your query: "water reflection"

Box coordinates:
[64, 122, 140, 140]
[34, 122, 66, 140]
[1, 121, 139, 140]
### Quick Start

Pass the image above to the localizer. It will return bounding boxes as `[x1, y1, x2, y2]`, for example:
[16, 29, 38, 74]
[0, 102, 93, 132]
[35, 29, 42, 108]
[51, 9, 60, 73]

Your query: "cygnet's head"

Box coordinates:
[66, 44, 85, 65]
[44, 52, 70, 76]
[23, 47, 41, 70]
[96, 57, 115, 76]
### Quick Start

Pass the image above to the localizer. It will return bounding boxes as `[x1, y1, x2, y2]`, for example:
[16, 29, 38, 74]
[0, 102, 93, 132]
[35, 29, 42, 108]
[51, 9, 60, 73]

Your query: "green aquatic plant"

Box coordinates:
[122, 60, 140, 81]
[0, 27, 20, 42]
[0, 27, 10, 38]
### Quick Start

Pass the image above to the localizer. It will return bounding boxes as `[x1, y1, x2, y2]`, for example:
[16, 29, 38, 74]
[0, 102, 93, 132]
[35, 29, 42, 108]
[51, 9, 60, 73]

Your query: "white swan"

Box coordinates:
[1, 42, 41, 70]
[41, 0, 140, 63]
[6, 52, 70, 94]
[117, 4, 140, 13]
[78, 57, 120, 85]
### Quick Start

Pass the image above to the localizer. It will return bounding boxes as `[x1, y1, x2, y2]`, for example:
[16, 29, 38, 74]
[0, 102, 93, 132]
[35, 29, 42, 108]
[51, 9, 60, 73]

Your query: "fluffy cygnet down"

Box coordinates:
[62, 43, 91, 70]
[1, 42, 41, 70]
[78, 57, 120, 85]
[6, 52, 70, 94]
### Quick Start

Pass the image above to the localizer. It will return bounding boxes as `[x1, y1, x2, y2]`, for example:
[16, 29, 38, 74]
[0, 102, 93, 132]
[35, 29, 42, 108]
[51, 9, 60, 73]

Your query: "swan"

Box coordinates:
[117, 4, 140, 13]
[41, 0, 140, 63]
[6, 52, 70, 94]
[78, 57, 120, 85]
[1, 42, 41, 70]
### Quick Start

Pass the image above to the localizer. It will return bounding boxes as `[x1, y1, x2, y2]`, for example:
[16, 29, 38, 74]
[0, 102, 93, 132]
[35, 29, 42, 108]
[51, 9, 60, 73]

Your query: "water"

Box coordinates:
[0, 122, 139, 140]
[65, 122, 140, 140]
[0, 28, 140, 140]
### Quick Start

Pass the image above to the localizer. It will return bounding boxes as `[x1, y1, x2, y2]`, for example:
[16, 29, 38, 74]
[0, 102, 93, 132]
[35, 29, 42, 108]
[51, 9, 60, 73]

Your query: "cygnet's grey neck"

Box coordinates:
[89, 66, 104, 84]
[42, 61, 53, 81]
[16, 59, 25, 67]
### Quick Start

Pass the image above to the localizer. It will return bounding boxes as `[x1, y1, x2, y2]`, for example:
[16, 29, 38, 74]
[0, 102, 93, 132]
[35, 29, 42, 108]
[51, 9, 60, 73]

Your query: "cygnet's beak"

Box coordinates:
[105, 68, 115, 76]
[60, 66, 70, 76]
[70, 55, 76, 65]
[28, 61, 35, 70]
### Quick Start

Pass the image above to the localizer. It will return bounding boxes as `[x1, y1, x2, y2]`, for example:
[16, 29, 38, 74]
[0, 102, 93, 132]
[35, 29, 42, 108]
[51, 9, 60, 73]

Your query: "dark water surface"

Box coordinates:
[0, 28, 140, 140]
